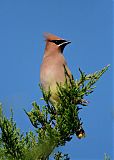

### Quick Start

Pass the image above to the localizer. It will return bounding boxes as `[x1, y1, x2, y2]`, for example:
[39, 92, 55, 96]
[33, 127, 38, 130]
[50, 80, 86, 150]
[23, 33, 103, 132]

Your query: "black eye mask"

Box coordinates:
[49, 40, 67, 45]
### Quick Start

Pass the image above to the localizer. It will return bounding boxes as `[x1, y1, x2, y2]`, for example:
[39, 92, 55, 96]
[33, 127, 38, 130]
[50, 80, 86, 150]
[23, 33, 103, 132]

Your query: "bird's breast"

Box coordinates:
[40, 56, 66, 90]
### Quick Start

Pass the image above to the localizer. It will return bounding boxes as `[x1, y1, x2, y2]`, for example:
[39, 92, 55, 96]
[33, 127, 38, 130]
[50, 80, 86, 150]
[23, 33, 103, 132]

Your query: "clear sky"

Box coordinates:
[0, 0, 113, 160]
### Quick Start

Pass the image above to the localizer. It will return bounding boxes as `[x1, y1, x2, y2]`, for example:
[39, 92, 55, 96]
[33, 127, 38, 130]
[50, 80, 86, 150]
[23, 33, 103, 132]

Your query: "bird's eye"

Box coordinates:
[49, 40, 59, 44]
[54, 40, 59, 44]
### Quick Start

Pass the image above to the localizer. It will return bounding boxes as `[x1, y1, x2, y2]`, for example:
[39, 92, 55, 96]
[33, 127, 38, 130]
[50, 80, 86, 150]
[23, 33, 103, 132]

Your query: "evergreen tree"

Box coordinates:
[0, 65, 110, 160]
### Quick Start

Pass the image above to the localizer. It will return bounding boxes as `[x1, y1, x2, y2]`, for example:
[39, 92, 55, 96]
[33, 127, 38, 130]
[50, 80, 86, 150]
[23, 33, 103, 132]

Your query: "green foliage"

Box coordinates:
[0, 105, 38, 160]
[104, 153, 110, 160]
[0, 65, 110, 160]
[54, 152, 70, 160]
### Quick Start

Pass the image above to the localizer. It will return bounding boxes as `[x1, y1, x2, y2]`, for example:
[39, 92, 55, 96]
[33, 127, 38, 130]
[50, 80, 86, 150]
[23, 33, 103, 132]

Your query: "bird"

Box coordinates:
[40, 32, 85, 139]
[40, 32, 72, 106]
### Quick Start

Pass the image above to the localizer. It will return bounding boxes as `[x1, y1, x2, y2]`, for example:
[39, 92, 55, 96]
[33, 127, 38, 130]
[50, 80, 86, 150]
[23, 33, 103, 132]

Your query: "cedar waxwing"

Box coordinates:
[40, 33, 85, 139]
[40, 33, 71, 105]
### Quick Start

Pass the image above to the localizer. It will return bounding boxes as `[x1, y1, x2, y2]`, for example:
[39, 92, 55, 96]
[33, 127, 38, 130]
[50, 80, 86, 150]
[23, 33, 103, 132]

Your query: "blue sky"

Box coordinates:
[0, 0, 113, 160]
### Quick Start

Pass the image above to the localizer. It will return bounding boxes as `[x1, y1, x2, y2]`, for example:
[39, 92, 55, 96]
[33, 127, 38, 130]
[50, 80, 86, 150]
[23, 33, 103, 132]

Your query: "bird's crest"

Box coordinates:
[44, 32, 63, 41]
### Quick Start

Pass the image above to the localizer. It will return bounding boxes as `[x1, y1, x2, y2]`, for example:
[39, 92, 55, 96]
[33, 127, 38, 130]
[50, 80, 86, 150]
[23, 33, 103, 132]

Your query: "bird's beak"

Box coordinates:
[64, 41, 71, 45]
[66, 41, 71, 44]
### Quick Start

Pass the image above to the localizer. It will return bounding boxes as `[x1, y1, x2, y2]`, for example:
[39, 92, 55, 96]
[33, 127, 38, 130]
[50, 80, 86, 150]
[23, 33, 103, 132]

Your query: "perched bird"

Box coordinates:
[40, 32, 85, 139]
[40, 33, 72, 105]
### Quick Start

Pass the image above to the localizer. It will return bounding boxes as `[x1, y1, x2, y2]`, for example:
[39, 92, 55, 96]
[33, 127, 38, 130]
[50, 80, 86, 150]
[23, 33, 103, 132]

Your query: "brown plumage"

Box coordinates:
[40, 33, 72, 106]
